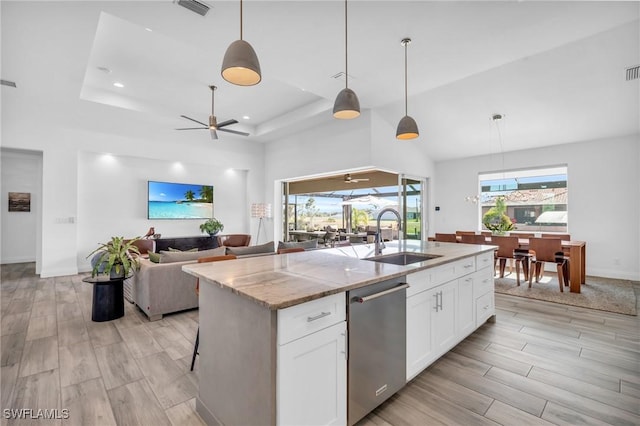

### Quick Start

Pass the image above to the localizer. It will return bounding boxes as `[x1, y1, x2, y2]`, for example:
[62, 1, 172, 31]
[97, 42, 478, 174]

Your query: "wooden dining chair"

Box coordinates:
[460, 234, 487, 244]
[528, 238, 569, 292]
[541, 233, 571, 240]
[191, 254, 237, 371]
[277, 247, 306, 254]
[491, 235, 525, 285]
[434, 233, 457, 243]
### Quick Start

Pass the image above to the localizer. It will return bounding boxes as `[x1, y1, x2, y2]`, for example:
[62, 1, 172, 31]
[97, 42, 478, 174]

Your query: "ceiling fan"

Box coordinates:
[343, 173, 370, 183]
[176, 85, 249, 139]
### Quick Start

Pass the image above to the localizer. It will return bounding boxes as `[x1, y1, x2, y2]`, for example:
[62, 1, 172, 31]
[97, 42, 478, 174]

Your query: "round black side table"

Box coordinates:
[82, 275, 129, 322]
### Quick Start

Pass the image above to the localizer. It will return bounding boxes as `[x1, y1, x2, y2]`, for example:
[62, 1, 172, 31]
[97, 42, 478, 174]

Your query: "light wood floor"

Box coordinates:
[2, 263, 639, 426]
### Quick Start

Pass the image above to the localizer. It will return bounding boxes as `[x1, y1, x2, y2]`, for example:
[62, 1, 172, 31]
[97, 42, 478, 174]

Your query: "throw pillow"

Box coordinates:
[226, 241, 275, 256]
[167, 247, 198, 252]
[159, 246, 226, 263]
[148, 252, 161, 263]
[277, 240, 318, 250]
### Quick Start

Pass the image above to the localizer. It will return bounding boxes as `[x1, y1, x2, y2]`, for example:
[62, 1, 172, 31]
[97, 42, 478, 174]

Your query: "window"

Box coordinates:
[479, 166, 568, 233]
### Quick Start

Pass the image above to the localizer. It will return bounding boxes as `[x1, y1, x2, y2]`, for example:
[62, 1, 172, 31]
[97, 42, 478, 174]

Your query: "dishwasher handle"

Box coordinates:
[352, 283, 409, 304]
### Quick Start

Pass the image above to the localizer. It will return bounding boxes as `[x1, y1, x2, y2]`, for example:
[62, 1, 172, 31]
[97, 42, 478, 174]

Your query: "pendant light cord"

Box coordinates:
[211, 86, 215, 115]
[404, 41, 408, 116]
[240, 0, 243, 40]
[344, 0, 349, 89]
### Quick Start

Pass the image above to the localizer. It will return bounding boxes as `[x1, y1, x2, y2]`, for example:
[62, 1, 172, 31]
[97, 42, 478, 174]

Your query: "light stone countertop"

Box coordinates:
[182, 240, 496, 310]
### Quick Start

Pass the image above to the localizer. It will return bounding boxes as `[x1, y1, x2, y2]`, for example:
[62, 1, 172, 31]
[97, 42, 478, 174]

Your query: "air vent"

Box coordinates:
[177, 0, 210, 16]
[1, 79, 17, 88]
[626, 65, 639, 81]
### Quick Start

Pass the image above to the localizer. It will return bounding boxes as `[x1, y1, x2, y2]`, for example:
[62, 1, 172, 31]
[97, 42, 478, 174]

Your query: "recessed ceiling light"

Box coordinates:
[113, 82, 124, 88]
[145, 27, 153, 32]
[242, 115, 250, 120]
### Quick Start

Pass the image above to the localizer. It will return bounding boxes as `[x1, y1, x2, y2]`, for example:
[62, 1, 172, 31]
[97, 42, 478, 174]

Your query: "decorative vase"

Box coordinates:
[208, 231, 218, 238]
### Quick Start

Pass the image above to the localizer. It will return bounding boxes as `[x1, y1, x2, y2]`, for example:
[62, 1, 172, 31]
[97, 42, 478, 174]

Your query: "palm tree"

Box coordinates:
[184, 190, 195, 201]
[199, 186, 213, 203]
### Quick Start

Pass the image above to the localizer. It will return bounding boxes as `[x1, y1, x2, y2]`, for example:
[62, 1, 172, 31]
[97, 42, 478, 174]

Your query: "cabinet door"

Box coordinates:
[406, 289, 435, 380]
[458, 276, 475, 338]
[277, 321, 347, 426]
[432, 280, 458, 355]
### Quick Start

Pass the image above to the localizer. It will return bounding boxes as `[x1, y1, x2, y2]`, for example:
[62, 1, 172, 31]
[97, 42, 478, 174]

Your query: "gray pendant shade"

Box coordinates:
[396, 115, 419, 140]
[396, 38, 419, 140]
[221, 39, 262, 86]
[333, 88, 360, 119]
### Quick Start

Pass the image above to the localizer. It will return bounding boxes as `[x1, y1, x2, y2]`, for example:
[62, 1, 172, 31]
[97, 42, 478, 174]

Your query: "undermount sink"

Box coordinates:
[365, 252, 442, 266]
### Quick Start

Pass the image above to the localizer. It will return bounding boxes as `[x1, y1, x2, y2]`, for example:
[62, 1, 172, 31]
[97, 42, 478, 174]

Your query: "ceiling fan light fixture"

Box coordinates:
[208, 115, 218, 130]
[221, 39, 262, 86]
[396, 38, 419, 140]
[333, 88, 360, 119]
[221, 0, 262, 86]
[396, 115, 419, 140]
[333, 0, 360, 120]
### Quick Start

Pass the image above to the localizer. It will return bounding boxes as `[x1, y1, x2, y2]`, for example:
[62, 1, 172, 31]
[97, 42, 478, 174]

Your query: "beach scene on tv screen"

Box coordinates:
[148, 181, 213, 219]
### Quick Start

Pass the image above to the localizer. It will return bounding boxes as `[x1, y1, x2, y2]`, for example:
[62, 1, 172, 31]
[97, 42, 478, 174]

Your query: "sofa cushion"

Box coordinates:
[226, 241, 275, 256]
[148, 252, 161, 263]
[278, 240, 318, 250]
[159, 246, 226, 263]
[167, 247, 198, 252]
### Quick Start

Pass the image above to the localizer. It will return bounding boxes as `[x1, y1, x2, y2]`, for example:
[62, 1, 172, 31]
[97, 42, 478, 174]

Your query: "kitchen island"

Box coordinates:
[183, 240, 496, 426]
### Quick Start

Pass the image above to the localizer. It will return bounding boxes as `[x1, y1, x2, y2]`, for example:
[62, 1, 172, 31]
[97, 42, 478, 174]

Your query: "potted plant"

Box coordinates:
[482, 197, 515, 235]
[87, 236, 141, 278]
[199, 217, 224, 237]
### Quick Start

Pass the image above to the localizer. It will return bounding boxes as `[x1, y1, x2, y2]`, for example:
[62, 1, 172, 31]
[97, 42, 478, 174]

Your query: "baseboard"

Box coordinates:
[0, 256, 36, 264]
[40, 267, 79, 278]
[587, 268, 639, 281]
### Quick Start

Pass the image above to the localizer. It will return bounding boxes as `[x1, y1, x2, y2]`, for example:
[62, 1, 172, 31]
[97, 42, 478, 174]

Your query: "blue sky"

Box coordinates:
[148, 181, 212, 202]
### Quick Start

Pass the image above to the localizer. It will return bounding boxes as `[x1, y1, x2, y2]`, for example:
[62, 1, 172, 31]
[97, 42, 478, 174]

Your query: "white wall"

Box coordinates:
[2, 122, 264, 277]
[0, 149, 42, 264]
[263, 110, 437, 242]
[76, 151, 249, 273]
[434, 135, 640, 280]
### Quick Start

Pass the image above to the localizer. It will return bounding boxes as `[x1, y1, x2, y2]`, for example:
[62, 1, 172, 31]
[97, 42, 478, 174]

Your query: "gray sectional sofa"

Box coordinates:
[129, 242, 276, 321]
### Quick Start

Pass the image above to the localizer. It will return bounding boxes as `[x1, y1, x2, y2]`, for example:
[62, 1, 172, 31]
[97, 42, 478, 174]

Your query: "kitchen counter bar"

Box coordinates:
[183, 240, 496, 310]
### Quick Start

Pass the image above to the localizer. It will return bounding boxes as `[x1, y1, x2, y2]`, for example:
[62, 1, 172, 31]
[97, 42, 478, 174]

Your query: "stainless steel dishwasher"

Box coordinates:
[348, 276, 408, 425]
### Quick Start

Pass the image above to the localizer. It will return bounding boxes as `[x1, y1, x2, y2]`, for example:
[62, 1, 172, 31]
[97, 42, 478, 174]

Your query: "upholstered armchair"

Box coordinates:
[217, 234, 252, 248]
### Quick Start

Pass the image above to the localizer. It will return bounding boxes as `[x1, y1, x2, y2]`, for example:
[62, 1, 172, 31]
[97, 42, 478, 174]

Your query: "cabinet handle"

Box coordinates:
[341, 330, 348, 360]
[307, 311, 331, 322]
[438, 291, 443, 310]
[433, 293, 439, 312]
[464, 264, 473, 268]
[353, 283, 409, 304]
[465, 278, 473, 282]
[483, 305, 490, 311]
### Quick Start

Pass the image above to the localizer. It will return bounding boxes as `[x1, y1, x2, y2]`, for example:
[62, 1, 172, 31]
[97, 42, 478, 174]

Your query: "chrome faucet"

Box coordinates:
[375, 208, 402, 255]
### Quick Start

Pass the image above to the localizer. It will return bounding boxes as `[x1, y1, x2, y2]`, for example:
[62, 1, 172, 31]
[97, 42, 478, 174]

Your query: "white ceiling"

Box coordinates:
[2, 1, 639, 161]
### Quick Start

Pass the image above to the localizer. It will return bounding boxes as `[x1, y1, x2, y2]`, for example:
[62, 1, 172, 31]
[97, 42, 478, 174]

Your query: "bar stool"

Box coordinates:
[190, 254, 237, 371]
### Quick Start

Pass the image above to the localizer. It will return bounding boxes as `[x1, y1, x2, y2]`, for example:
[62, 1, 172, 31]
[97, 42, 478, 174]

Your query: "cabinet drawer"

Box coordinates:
[476, 251, 495, 271]
[475, 292, 494, 325]
[406, 269, 434, 297]
[434, 257, 476, 285]
[278, 292, 346, 345]
[473, 267, 495, 298]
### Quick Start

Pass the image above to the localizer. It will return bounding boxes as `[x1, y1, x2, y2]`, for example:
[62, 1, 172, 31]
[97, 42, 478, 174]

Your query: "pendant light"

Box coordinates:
[221, 0, 262, 86]
[396, 38, 419, 139]
[333, 0, 360, 119]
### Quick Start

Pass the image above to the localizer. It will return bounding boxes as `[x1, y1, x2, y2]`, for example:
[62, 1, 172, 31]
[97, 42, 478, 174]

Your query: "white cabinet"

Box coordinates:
[277, 293, 347, 426]
[406, 252, 495, 381]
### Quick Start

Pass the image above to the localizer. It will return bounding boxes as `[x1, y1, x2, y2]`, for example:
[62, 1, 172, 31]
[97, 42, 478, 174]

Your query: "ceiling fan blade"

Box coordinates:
[217, 119, 239, 128]
[176, 127, 208, 130]
[180, 115, 208, 127]
[218, 128, 250, 136]
[210, 129, 219, 140]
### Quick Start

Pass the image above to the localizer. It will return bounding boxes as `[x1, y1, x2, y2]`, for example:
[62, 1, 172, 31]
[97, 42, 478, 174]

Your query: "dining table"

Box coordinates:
[429, 235, 587, 293]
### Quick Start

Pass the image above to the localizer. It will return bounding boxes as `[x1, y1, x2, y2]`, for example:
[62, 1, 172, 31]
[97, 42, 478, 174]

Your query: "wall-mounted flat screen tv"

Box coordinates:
[148, 181, 213, 219]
